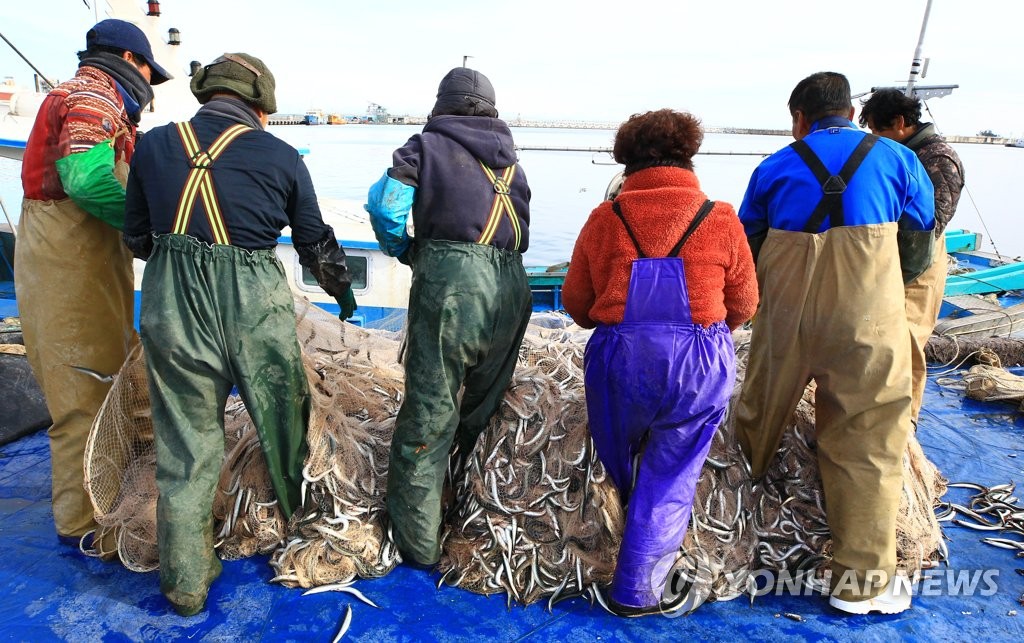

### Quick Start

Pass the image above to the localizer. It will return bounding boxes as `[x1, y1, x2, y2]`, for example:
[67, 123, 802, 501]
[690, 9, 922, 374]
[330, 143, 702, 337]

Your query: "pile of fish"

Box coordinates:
[85, 344, 288, 571]
[438, 328, 624, 607]
[936, 482, 1024, 553]
[268, 320, 405, 586]
[88, 300, 949, 611]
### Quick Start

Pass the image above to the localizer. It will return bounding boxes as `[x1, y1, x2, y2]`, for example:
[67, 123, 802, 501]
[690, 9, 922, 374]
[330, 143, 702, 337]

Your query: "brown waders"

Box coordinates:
[387, 239, 532, 565]
[735, 224, 913, 602]
[141, 234, 309, 615]
[905, 239, 948, 423]
[15, 194, 137, 540]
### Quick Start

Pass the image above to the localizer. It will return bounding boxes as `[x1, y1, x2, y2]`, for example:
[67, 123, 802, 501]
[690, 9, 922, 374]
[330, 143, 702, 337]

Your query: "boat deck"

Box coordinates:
[1, 374, 1023, 641]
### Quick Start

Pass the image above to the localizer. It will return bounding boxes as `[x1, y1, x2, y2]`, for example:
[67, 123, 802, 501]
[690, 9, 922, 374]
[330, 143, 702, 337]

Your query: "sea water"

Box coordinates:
[1, 125, 1021, 265]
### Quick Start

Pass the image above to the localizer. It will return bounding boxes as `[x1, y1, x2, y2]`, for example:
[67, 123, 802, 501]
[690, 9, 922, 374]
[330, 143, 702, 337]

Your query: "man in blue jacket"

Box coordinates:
[365, 67, 532, 568]
[124, 52, 355, 616]
[735, 72, 935, 615]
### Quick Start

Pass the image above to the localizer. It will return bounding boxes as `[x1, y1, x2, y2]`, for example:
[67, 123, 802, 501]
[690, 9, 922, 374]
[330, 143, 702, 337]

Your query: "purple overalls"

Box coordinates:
[584, 200, 736, 609]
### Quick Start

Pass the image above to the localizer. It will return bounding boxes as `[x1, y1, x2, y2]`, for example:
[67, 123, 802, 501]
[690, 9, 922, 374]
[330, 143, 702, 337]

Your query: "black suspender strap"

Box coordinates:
[790, 133, 878, 233]
[611, 200, 647, 258]
[611, 199, 715, 259]
[667, 200, 715, 257]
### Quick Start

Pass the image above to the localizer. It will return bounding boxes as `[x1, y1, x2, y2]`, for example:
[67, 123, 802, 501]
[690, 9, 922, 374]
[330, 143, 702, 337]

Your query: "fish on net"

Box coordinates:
[85, 299, 948, 609]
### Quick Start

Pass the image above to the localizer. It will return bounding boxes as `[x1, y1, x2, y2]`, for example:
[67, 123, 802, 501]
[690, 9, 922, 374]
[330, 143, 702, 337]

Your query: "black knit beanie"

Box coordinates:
[430, 67, 497, 118]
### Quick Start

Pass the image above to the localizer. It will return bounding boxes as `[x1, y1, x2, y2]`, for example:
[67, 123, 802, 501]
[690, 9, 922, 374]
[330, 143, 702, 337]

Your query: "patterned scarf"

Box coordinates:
[78, 52, 154, 124]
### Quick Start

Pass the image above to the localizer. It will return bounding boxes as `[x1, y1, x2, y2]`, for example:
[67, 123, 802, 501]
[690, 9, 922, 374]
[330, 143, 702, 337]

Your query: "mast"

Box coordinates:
[904, 0, 934, 97]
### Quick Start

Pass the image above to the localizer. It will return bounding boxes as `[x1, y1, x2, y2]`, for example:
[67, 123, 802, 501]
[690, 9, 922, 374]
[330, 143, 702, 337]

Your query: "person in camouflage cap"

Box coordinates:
[860, 88, 966, 424]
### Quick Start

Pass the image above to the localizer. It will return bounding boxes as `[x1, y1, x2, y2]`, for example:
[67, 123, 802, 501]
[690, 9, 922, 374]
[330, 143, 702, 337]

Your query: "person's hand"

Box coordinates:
[338, 288, 358, 320]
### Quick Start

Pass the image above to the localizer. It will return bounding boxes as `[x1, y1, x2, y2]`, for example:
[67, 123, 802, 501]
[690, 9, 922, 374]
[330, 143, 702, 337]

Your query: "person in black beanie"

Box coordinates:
[366, 67, 532, 568]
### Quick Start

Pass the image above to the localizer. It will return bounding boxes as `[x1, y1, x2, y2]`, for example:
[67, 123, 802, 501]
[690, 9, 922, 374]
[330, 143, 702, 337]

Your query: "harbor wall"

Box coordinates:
[265, 115, 1016, 144]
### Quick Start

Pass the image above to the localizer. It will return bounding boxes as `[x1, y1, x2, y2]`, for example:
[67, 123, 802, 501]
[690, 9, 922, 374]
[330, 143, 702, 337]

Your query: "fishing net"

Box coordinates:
[926, 335, 1024, 368]
[84, 343, 288, 571]
[86, 298, 948, 608]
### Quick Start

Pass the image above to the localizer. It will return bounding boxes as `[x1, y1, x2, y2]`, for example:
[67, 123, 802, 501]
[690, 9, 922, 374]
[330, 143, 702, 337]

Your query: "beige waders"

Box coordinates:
[14, 195, 137, 539]
[905, 239, 948, 423]
[735, 224, 913, 602]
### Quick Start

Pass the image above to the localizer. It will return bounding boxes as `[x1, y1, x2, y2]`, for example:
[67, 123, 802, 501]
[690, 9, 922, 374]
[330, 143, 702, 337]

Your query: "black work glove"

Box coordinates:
[338, 288, 358, 320]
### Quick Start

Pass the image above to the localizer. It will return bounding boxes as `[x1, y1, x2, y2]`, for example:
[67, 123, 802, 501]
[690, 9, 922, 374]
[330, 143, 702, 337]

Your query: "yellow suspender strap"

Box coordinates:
[172, 122, 251, 244]
[477, 161, 521, 248]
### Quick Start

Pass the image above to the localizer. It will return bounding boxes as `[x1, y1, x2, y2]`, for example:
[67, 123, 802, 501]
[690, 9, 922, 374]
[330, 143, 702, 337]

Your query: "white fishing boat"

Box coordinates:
[1, 0, 198, 160]
[0, 80, 43, 161]
[1, 1, 417, 324]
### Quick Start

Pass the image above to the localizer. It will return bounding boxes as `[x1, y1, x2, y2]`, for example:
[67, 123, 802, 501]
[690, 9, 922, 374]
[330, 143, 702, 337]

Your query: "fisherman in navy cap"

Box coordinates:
[15, 18, 171, 560]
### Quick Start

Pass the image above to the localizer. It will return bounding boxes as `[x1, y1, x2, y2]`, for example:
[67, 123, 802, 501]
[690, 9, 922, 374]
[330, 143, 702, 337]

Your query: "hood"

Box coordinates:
[902, 122, 938, 152]
[423, 115, 518, 168]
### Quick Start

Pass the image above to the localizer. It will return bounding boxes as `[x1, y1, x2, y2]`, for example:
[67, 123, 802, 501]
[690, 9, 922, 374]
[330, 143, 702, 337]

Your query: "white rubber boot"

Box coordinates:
[829, 575, 912, 615]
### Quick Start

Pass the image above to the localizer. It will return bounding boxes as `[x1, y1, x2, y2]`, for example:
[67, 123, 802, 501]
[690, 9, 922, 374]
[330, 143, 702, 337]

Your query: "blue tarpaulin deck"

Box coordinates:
[1, 373, 1022, 641]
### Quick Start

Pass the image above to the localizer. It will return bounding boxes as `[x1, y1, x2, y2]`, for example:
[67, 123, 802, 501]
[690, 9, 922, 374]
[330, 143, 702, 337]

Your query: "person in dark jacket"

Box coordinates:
[859, 88, 966, 424]
[123, 52, 355, 616]
[365, 67, 532, 568]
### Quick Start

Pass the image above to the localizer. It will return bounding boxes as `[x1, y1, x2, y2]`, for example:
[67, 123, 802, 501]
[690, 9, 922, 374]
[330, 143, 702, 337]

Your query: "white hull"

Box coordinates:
[131, 199, 412, 328]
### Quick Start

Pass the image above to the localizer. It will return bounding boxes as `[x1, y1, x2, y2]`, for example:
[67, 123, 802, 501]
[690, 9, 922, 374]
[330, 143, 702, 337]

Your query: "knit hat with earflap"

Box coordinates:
[190, 53, 277, 114]
[430, 67, 498, 118]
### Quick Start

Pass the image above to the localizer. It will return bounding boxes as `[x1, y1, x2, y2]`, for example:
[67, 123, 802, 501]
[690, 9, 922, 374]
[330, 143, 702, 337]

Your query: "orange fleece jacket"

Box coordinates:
[563, 166, 758, 330]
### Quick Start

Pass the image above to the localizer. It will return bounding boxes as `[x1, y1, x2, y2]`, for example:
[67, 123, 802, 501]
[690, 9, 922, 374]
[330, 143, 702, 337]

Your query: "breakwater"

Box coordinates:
[267, 115, 1015, 144]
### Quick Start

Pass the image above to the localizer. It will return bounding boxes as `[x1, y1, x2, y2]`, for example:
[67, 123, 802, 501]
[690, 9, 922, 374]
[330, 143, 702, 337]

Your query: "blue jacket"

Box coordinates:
[739, 117, 935, 238]
[366, 115, 530, 259]
[125, 112, 331, 250]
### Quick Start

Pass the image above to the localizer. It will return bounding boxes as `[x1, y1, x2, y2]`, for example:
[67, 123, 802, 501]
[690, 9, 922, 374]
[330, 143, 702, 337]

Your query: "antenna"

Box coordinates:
[904, 0, 934, 97]
[865, 0, 956, 101]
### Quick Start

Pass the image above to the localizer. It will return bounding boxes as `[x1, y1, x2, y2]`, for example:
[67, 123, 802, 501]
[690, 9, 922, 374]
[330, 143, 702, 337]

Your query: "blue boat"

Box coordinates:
[936, 230, 1024, 338]
[945, 230, 1024, 298]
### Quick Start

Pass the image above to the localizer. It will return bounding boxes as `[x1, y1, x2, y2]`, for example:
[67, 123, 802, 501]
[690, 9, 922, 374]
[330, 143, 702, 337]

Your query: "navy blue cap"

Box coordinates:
[86, 19, 172, 85]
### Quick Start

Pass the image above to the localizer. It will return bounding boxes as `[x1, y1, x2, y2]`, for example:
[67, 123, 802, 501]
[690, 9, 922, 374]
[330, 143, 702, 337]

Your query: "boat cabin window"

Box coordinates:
[302, 255, 367, 291]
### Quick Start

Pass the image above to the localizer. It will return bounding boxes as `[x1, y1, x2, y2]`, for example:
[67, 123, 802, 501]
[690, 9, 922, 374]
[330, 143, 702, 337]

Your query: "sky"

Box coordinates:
[2, 0, 1023, 137]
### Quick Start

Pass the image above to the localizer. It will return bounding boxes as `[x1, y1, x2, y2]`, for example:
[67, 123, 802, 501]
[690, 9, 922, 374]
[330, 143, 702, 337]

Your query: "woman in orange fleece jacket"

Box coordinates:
[563, 109, 758, 616]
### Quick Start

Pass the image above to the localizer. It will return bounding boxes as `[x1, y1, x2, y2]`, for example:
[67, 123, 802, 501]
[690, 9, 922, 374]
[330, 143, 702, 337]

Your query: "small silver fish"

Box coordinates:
[331, 604, 352, 643]
[68, 365, 115, 383]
